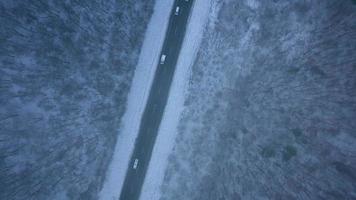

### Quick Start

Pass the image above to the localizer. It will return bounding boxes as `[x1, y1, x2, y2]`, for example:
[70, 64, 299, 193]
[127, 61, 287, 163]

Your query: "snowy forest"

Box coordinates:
[0, 0, 154, 199]
[161, 0, 356, 199]
[1, 0, 356, 199]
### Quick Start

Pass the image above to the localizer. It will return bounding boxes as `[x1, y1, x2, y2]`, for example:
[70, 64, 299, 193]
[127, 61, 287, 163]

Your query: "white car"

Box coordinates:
[175, 6, 180, 15]
[133, 159, 139, 169]
[160, 54, 166, 64]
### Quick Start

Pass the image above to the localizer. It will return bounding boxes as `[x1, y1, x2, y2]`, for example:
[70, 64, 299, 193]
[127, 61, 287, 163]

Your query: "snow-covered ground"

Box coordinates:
[158, 1, 356, 199]
[98, 0, 174, 199]
[1, 1, 154, 199]
[139, 1, 214, 200]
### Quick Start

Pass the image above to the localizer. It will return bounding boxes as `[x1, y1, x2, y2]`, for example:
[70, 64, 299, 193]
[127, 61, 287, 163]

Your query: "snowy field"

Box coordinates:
[99, 0, 174, 199]
[159, 0, 356, 199]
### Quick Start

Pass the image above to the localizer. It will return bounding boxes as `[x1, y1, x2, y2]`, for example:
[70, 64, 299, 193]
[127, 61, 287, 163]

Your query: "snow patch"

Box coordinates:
[208, 0, 223, 30]
[246, 0, 260, 9]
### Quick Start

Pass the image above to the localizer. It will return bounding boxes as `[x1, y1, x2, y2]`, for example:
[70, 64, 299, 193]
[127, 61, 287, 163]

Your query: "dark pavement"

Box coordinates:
[119, 1, 194, 200]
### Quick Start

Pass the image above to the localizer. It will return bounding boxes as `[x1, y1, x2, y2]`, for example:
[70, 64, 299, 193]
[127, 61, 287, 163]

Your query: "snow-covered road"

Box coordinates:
[100, 0, 214, 199]
[139, 0, 213, 199]
[99, 1, 174, 199]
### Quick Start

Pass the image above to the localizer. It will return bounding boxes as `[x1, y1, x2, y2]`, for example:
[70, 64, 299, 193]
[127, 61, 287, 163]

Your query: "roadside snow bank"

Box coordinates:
[99, 0, 174, 199]
[139, 1, 213, 199]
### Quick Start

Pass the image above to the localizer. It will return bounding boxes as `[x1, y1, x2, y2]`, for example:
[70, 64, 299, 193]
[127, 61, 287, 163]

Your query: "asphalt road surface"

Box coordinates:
[119, 1, 194, 200]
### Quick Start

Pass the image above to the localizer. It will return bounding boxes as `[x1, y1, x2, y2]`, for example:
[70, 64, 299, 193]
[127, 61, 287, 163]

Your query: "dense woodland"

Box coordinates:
[0, 0, 154, 199]
[161, 0, 356, 199]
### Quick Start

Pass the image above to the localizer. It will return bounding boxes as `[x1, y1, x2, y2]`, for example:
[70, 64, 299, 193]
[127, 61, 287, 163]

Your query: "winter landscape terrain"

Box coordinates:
[157, 0, 356, 199]
[0, 0, 154, 199]
[1, 0, 356, 200]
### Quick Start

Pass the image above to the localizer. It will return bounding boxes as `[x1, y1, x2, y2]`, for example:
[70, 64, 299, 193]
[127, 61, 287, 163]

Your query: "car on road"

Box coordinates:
[133, 159, 139, 169]
[175, 6, 180, 15]
[160, 54, 166, 64]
